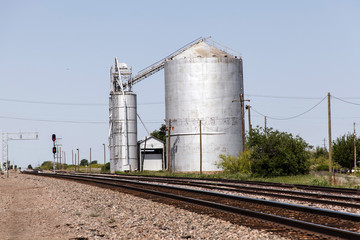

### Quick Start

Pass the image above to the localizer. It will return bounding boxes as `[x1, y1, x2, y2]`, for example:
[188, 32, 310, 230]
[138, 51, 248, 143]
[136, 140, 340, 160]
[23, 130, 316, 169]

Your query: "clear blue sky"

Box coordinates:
[1, 0, 359, 168]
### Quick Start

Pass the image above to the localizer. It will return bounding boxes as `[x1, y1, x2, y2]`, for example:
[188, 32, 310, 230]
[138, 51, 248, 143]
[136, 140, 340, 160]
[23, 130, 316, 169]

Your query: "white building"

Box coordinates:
[138, 136, 165, 171]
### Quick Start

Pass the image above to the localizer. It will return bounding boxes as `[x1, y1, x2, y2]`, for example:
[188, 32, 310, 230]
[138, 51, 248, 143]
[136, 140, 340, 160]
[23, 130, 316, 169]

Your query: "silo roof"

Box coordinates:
[173, 41, 237, 59]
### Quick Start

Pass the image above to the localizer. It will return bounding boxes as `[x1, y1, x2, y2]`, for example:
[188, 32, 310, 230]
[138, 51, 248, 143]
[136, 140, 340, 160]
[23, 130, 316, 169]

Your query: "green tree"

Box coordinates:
[90, 160, 97, 165]
[101, 162, 110, 173]
[151, 124, 166, 142]
[248, 126, 310, 177]
[80, 159, 89, 166]
[312, 146, 329, 159]
[332, 133, 360, 170]
[40, 161, 53, 170]
[309, 146, 329, 171]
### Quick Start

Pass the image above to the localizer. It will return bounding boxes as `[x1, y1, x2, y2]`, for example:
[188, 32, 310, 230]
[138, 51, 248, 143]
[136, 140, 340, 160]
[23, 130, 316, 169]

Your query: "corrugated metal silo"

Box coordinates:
[109, 62, 138, 172]
[164, 41, 243, 172]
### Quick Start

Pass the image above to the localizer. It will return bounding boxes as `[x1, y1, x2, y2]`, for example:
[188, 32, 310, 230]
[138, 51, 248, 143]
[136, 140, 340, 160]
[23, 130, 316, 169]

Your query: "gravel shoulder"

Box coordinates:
[0, 172, 286, 240]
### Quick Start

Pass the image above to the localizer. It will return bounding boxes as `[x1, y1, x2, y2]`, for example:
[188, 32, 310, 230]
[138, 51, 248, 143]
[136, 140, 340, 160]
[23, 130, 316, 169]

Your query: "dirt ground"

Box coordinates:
[1, 171, 283, 240]
[0, 172, 77, 240]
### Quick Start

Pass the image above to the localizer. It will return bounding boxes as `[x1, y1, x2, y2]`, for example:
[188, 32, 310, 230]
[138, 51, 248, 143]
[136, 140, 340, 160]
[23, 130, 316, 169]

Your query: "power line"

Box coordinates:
[0, 115, 106, 124]
[251, 95, 327, 120]
[0, 98, 106, 106]
[2, 94, 360, 106]
[247, 94, 360, 100]
[0, 115, 164, 125]
[3, 94, 360, 124]
[246, 94, 323, 100]
[332, 95, 360, 106]
[0, 97, 164, 106]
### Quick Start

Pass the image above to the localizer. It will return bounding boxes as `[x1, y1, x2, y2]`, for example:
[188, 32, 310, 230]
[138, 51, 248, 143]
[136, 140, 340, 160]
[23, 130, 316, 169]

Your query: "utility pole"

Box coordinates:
[74, 153, 77, 172]
[328, 92, 332, 184]
[264, 116, 267, 137]
[77, 148, 79, 173]
[72, 150, 74, 172]
[199, 120, 202, 175]
[6, 145, 8, 178]
[141, 137, 148, 172]
[56, 146, 59, 167]
[354, 122, 357, 174]
[240, 94, 246, 152]
[89, 148, 92, 173]
[103, 143, 106, 172]
[167, 119, 172, 173]
[245, 105, 252, 134]
[59, 146, 62, 170]
[233, 94, 250, 152]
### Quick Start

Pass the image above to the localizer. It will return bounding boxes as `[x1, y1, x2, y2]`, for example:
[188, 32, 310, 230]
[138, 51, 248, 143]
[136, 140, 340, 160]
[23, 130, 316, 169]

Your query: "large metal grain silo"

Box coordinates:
[164, 41, 243, 172]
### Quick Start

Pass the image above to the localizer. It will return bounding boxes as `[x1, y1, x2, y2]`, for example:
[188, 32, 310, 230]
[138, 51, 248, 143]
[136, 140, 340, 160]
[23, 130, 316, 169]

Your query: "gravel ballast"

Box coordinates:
[0, 172, 286, 240]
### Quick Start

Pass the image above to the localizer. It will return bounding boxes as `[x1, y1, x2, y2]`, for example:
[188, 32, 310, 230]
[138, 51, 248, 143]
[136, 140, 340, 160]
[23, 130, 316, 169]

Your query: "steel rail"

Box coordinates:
[136, 178, 360, 209]
[25, 171, 360, 240]
[71, 172, 360, 208]
[100, 173, 360, 195]
[34, 172, 360, 222]
[91, 174, 360, 207]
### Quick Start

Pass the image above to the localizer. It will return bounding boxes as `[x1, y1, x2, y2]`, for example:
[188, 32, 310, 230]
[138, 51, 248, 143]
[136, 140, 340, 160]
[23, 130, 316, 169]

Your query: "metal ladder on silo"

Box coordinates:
[124, 37, 209, 87]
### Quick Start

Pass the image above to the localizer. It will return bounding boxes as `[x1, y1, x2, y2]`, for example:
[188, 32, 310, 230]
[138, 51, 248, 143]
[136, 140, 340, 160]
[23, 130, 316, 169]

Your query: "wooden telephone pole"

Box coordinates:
[167, 119, 172, 173]
[264, 116, 267, 137]
[245, 105, 252, 134]
[354, 122, 357, 174]
[328, 92, 333, 184]
[233, 94, 250, 152]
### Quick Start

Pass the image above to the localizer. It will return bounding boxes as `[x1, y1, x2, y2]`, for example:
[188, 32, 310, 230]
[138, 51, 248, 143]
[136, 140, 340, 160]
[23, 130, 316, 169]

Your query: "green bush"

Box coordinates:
[310, 156, 328, 171]
[89, 163, 103, 168]
[40, 161, 63, 170]
[101, 162, 110, 173]
[40, 161, 54, 170]
[310, 178, 330, 187]
[216, 150, 251, 174]
[248, 127, 310, 177]
[316, 163, 329, 171]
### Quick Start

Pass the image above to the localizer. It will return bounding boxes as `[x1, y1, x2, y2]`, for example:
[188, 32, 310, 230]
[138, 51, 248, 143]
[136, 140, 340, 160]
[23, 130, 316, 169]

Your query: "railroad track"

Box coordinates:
[95, 173, 360, 195]
[67, 172, 360, 209]
[25, 171, 360, 239]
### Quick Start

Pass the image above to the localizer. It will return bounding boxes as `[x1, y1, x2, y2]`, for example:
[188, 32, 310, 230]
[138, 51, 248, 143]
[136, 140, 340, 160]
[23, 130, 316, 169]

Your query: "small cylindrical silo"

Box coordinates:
[109, 92, 138, 172]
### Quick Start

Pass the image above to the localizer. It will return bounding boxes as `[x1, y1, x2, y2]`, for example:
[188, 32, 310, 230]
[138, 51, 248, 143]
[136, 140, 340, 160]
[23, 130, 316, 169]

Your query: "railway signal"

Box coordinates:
[52, 133, 56, 173]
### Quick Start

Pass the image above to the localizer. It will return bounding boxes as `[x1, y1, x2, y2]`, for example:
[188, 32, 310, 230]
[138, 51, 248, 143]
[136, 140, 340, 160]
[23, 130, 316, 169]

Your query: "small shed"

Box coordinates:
[138, 136, 165, 171]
